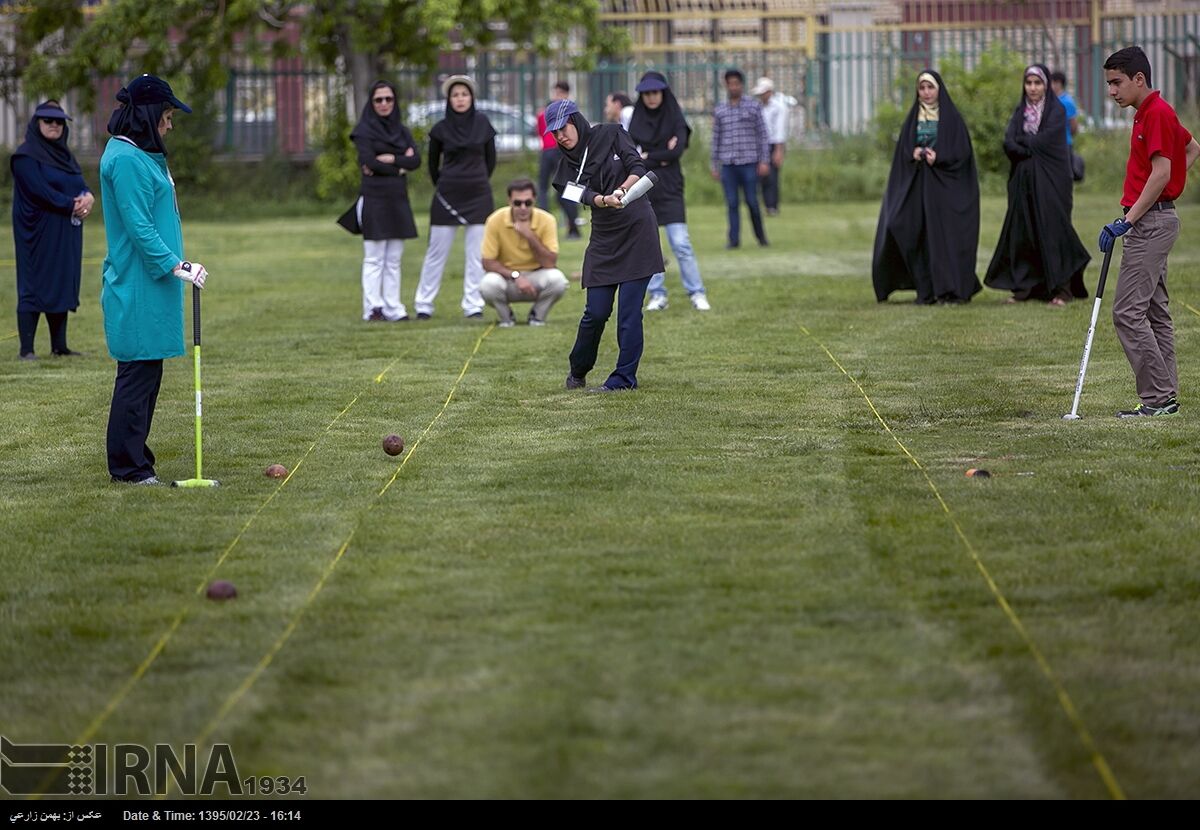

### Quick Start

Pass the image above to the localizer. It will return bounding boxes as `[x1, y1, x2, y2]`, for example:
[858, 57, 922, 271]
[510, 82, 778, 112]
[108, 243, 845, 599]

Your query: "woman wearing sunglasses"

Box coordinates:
[347, 80, 421, 321]
[10, 100, 94, 359]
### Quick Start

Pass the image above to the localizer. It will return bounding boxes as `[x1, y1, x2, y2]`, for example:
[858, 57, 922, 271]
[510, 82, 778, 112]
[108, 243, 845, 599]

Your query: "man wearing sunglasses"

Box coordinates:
[479, 178, 568, 327]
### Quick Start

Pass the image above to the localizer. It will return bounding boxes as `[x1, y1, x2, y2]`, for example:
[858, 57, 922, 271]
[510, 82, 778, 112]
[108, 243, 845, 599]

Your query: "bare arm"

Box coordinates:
[1125, 155, 1171, 225]
[1186, 137, 1200, 171]
[482, 257, 510, 275]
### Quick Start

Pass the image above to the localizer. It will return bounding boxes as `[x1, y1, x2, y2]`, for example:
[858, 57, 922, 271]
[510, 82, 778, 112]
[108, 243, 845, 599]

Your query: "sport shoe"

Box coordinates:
[498, 319, 515, 328]
[690, 293, 711, 311]
[646, 294, 668, 312]
[527, 315, 546, 327]
[416, 312, 432, 320]
[565, 374, 586, 390]
[367, 307, 385, 321]
[113, 475, 162, 486]
[1116, 402, 1178, 418]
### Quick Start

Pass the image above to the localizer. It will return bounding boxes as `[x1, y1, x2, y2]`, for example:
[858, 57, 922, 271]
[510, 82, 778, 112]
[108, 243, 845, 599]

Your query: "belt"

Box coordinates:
[1123, 200, 1175, 214]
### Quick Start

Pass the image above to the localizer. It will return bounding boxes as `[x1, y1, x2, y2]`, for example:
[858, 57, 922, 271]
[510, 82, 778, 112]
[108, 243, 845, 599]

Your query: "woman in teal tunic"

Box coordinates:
[100, 75, 208, 485]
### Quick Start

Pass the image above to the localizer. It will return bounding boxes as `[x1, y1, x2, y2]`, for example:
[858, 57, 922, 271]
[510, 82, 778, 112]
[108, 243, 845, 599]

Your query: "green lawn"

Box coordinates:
[1, 193, 1198, 799]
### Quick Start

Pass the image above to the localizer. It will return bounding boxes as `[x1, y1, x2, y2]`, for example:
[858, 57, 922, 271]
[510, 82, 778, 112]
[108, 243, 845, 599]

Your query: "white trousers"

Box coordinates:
[361, 239, 406, 320]
[479, 269, 569, 323]
[414, 224, 486, 316]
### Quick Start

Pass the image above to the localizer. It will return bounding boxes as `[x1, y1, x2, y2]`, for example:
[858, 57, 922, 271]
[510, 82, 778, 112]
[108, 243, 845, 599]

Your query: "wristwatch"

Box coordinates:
[510, 270, 520, 281]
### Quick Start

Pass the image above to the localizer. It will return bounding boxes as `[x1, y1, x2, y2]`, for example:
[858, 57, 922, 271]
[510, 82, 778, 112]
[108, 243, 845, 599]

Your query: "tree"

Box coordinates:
[14, 1, 626, 115]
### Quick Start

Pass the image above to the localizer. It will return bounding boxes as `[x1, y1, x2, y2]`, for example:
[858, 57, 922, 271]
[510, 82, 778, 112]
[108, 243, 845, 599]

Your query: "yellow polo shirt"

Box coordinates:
[481, 206, 559, 272]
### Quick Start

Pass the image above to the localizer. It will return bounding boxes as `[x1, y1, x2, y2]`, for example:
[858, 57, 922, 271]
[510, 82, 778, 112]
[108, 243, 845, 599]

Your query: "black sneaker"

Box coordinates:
[565, 374, 586, 390]
[466, 312, 484, 319]
[1116, 401, 1178, 418]
[416, 312, 432, 320]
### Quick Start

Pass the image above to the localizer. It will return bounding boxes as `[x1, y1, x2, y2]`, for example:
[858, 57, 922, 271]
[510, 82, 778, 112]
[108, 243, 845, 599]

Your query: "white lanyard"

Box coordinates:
[575, 145, 589, 182]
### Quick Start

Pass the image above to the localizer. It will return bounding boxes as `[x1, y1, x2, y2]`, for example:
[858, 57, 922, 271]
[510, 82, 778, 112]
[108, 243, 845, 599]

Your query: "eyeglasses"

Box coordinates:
[510, 199, 534, 207]
[40, 118, 65, 126]
[373, 96, 395, 104]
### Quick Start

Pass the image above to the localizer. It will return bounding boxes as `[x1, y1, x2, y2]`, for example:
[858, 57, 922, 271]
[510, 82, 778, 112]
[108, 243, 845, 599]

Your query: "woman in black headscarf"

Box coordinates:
[414, 76, 497, 320]
[10, 100, 94, 359]
[549, 100, 664, 392]
[984, 65, 1090, 305]
[347, 80, 421, 322]
[629, 71, 710, 313]
[872, 70, 981, 304]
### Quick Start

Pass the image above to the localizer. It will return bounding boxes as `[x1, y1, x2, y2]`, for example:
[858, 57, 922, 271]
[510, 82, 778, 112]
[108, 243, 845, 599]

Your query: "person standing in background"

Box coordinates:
[1051, 70, 1084, 182]
[629, 71, 710, 313]
[349, 80, 421, 322]
[711, 69, 770, 248]
[537, 80, 582, 240]
[413, 75, 497, 320]
[604, 91, 634, 131]
[11, 100, 94, 360]
[751, 77, 789, 216]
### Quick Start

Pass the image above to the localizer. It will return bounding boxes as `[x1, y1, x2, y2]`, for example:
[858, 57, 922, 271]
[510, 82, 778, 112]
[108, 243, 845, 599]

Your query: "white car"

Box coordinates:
[407, 99, 541, 153]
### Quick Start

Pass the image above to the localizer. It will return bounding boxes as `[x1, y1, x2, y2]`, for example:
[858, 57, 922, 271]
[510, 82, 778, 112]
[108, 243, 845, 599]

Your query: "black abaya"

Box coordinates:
[983, 80, 1090, 300]
[872, 71, 981, 304]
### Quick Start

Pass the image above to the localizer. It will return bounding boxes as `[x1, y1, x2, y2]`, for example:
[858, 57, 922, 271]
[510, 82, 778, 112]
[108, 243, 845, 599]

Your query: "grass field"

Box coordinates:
[1, 193, 1198, 799]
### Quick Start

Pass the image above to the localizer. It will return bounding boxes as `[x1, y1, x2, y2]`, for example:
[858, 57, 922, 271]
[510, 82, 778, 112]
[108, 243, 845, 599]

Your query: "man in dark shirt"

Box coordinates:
[1099, 47, 1200, 417]
[710, 69, 770, 248]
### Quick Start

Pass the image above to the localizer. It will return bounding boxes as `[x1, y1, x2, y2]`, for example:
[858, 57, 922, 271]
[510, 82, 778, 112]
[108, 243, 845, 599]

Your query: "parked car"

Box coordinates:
[407, 99, 541, 153]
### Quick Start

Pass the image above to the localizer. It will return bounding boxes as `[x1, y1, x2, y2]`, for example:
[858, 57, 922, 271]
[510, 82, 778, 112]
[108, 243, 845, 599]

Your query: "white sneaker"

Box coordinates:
[646, 294, 669, 312]
[690, 293, 711, 311]
[498, 319, 515, 328]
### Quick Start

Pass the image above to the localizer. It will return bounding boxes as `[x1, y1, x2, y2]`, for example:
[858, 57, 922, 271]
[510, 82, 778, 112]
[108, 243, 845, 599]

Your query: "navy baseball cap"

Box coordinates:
[635, 73, 669, 93]
[542, 99, 579, 135]
[34, 102, 72, 121]
[126, 74, 192, 114]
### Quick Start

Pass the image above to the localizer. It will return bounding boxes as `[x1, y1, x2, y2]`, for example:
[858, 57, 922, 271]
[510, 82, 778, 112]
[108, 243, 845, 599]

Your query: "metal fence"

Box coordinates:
[0, 1, 1196, 158]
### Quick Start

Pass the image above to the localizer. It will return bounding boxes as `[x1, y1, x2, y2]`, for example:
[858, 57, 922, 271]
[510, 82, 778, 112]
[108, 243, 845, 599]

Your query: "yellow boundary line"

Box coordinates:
[799, 324, 1126, 801]
[1, 331, 16, 342]
[28, 349, 412, 799]
[1185, 303, 1200, 320]
[180, 325, 495, 775]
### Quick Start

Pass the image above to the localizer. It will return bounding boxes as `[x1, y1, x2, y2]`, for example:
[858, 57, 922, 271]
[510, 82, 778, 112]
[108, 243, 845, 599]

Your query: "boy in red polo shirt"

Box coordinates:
[1099, 47, 1200, 417]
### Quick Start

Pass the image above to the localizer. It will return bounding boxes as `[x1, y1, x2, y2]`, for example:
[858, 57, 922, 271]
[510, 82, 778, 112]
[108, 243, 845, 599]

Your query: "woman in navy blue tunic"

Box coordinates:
[10, 101, 94, 359]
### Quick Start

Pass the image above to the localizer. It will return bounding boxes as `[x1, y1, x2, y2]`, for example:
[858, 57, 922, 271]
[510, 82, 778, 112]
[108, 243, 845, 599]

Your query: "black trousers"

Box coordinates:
[17, 311, 68, 356]
[107, 359, 164, 482]
[538, 148, 580, 235]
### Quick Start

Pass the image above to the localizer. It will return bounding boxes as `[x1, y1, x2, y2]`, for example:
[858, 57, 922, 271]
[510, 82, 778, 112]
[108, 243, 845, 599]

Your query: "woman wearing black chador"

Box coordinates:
[873, 70, 981, 305]
[985, 64, 1090, 305]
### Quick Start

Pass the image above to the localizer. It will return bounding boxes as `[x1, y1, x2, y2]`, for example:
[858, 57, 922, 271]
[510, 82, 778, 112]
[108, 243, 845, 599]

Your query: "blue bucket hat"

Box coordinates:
[126, 74, 192, 114]
[34, 102, 72, 121]
[635, 74, 669, 93]
[542, 99, 579, 135]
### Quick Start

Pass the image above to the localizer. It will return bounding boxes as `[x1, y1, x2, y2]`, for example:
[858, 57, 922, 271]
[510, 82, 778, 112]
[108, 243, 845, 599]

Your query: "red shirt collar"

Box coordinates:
[1135, 90, 1161, 113]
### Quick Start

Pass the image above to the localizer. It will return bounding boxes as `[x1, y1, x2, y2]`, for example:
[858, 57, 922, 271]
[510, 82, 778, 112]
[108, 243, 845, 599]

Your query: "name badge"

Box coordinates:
[562, 181, 585, 203]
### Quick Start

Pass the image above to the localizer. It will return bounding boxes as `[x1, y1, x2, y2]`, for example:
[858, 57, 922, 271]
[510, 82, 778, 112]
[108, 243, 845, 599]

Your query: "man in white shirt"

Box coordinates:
[751, 77, 789, 215]
[604, 91, 634, 131]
